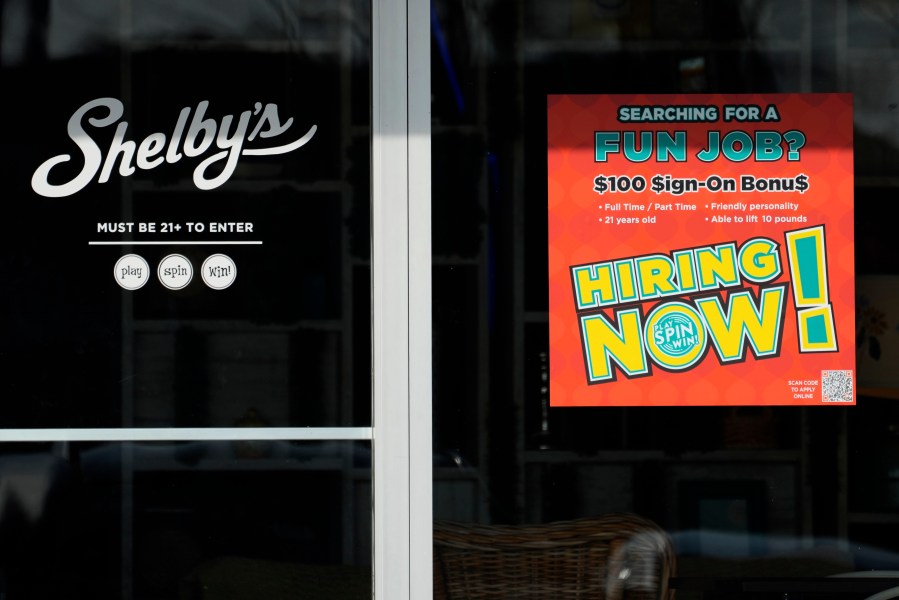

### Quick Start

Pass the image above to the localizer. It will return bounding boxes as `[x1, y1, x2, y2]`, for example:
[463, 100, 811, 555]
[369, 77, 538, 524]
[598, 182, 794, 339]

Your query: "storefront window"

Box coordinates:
[0, 1, 374, 597]
[432, 1, 899, 598]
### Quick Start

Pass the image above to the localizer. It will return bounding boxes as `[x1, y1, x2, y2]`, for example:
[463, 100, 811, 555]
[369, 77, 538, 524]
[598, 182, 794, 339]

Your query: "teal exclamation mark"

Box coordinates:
[793, 236, 823, 303]
[785, 226, 837, 352]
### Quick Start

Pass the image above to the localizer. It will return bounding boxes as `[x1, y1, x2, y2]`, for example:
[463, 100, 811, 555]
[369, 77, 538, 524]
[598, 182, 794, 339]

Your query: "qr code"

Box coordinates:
[822, 370, 854, 403]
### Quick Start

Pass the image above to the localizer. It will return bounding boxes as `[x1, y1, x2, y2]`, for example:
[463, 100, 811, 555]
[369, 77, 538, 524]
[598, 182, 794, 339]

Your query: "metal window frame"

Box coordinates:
[372, 0, 432, 597]
[0, 0, 432, 596]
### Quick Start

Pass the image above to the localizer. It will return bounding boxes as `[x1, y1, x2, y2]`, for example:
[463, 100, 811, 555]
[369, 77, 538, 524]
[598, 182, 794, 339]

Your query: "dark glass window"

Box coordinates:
[432, 1, 899, 597]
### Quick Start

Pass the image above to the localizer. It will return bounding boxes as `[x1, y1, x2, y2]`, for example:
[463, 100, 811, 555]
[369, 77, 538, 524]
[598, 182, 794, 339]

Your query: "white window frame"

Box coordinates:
[0, 0, 433, 596]
[372, 0, 432, 597]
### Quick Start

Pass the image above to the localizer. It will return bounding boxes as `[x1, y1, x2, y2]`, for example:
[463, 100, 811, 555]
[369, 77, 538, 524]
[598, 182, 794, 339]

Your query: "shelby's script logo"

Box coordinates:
[31, 98, 317, 197]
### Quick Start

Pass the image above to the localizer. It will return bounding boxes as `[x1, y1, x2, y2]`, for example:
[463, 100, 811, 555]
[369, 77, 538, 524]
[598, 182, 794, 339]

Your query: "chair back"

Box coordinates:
[433, 512, 676, 600]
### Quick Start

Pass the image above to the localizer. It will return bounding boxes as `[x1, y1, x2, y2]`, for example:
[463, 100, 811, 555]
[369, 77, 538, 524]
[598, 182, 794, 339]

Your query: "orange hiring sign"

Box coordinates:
[547, 93, 855, 407]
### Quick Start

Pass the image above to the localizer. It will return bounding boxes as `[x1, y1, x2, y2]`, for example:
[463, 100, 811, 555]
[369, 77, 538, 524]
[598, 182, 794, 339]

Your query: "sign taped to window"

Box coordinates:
[547, 94, 855, 406]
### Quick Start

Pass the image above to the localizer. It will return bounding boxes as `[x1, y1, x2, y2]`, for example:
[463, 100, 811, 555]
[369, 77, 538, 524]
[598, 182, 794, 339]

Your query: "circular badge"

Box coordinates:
[201, 254, 237, 290]
[114, 254, 150, 290]
[644, 301, 707, 371]
[653, 311, 701, 358]
[157, 254, 193, 290]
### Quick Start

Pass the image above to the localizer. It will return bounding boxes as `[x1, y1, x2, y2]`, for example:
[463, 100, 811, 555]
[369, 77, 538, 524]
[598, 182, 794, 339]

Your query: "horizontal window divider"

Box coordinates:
[0, 427, 373, 442]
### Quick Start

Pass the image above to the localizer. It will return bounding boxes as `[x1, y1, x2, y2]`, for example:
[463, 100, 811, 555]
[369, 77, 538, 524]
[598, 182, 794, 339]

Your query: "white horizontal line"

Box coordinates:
[0, 427, 372, 442]
[89, 240, 263, 246]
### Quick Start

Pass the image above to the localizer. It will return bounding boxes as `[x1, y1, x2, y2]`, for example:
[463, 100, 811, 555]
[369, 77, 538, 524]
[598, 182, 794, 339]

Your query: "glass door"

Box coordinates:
[429, 1, 899, 599]
[0, 0, 433, 596]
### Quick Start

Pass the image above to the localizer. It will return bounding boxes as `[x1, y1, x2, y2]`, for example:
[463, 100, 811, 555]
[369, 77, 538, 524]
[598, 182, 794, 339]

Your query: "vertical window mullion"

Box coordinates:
[372, 0, 431, 597]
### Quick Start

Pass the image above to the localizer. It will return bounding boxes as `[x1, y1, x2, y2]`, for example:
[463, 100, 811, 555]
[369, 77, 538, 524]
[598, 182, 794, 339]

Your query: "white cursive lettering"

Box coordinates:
[31, 98, 316, 197]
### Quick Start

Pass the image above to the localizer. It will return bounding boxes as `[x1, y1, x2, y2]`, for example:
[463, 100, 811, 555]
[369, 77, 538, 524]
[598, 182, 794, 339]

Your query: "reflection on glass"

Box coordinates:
[0, 441, 371, 598]
[432, 0, 899, 596]
[0, 0, 371, 428]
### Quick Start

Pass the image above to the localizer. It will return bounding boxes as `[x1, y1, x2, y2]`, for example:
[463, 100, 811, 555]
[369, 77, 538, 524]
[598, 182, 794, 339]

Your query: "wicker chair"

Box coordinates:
[433, 512, 676, 600]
